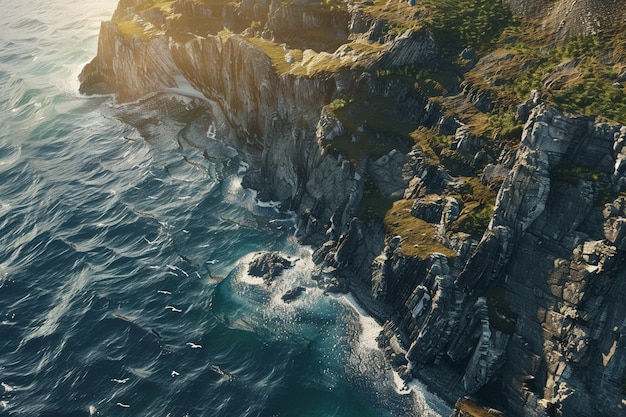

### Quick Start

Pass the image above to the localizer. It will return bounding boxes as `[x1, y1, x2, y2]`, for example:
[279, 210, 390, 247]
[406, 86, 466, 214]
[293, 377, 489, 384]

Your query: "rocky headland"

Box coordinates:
[80, 0, 626, 415]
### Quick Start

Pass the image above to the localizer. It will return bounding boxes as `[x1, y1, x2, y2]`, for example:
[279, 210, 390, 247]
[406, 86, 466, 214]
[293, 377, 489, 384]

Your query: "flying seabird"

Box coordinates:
[111, 378, 129, 384]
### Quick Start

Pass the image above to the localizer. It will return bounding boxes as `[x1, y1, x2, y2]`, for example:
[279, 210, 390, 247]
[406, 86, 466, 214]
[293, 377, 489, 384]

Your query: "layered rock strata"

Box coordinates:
[80, 1, 626, 416]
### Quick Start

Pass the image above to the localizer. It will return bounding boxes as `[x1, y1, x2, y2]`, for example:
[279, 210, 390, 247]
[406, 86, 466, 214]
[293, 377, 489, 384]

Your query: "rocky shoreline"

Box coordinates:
[80, 1, 626, 416]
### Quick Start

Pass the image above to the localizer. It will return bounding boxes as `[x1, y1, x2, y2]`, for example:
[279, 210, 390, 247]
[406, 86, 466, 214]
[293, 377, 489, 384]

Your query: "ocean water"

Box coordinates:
[0, 1, 451, 416]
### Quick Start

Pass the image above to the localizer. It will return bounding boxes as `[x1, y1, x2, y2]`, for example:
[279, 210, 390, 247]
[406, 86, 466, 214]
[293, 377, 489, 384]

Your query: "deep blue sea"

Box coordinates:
[0, 1, 450, 416]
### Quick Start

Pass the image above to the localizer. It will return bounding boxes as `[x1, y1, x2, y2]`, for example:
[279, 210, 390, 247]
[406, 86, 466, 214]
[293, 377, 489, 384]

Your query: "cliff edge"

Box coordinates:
[80, 1, 626, 416]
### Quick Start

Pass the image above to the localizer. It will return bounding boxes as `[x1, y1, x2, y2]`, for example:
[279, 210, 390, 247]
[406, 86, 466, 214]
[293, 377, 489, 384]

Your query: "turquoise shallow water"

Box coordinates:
[0, 1, 450, 416]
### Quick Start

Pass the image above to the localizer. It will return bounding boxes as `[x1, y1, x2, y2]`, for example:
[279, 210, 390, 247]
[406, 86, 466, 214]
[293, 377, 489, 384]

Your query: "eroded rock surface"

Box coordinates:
[81, 1, 626, 416]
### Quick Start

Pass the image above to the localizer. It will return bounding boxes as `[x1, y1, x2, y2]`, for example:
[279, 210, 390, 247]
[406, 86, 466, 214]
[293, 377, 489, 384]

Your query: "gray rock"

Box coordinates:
[369, 149, 409, 199]
[437, 115, 461, 136]
[248, 252, 293, 284]
[281, 286, 306, 303]
[411, 195, 445, 223]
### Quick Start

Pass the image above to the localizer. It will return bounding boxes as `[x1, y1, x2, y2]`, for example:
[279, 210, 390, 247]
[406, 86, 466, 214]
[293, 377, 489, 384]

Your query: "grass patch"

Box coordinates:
[359, 0, 425, 38]
[449, 177, 496, 239]
[327, 97, 352, 112]
[485, 287, 517, 335]
[422, 0, 515, 52]
[475, 34, 626, 123]
[275, 13, 349, 53]
[454, 397, 504, 417]
[553, 72, 626, 122]
[292, 41, 383, 76]
[383, 199, 455, 259]
[409, 128, 441, 163]
[245, 37, 303, 75]
[485, 109, 523, 141]
[356, 174, 394, 220]
[322, 94, 415, 161]
[117, 20, 157, 40]
[291, 51, 347, 76]
[550, 164, 616, 206]
[136, 0, 175, 12]
[550, 165, 604, 186]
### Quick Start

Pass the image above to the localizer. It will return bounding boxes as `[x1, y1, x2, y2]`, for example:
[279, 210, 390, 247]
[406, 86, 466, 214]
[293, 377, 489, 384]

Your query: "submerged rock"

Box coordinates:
[281, 286, 306, 303]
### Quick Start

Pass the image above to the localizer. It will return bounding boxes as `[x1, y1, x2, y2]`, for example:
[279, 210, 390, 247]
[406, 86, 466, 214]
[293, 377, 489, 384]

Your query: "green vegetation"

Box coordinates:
[486, 287, 517, 335]
[450, 177, 497, 239]
[321, 94, 415, 162]
[423, 0, 514, 51]
[356, 174, 394, 221]
[550, 164, 618, 206]
[550, 165, 604, 186]
[360, 0, 424, 38]
[245, 36, 303, 75]
[375, 66, 432, 81]
[486, 109, 524, 141]
[553, 72, 626, 122]
[327, 97, 352, 112]
[455, 203, 493, 239]
[117, 20, 157, 40]
[383, 199, 456, 259]
[135, 0, 175, 12]
[474, 35, 626, 123]
[318, 0, 346, 11]
[409, 128, 441, 163]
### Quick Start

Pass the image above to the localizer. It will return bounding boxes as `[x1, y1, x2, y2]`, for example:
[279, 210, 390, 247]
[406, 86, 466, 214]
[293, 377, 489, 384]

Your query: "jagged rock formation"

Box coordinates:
[248, 251, 294, 284]
[80, 1, 626, 416]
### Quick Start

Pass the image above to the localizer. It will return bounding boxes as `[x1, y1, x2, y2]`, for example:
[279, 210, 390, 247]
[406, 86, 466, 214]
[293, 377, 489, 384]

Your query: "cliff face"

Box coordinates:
[80, 1, 626, 416]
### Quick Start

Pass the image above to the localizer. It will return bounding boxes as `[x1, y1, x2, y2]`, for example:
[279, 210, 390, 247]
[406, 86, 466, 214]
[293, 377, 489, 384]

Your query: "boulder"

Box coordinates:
[281, 286, 306, 303]
[248, 252, 293, 284]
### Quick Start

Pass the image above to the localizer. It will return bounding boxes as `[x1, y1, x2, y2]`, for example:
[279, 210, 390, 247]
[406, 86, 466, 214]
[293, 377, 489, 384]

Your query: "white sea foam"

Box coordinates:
[222, 175, 256, 209]
[337, 294, 381, 350]
[336, 294, 451, 417]
[255, 199, 281, 209]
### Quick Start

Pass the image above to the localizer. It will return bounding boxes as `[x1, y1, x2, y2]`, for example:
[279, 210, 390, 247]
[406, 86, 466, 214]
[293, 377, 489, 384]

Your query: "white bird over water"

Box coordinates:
[165, 305, 183, 313]
[111, 378, 129, 384]
[186, 342, 202, 349]
[171, 370, 180, 377]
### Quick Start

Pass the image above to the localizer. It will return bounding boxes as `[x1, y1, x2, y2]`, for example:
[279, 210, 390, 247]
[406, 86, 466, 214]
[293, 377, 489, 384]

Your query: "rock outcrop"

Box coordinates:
[248, 251, 293, 284]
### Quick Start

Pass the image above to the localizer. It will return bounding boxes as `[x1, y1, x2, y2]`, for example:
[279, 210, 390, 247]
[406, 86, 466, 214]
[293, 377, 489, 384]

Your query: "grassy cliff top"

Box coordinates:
[106, 0, 625, 261]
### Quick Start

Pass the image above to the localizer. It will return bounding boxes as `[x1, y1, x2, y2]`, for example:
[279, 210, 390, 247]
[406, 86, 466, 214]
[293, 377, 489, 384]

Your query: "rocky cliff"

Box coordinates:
[80, 0, 626, 416]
